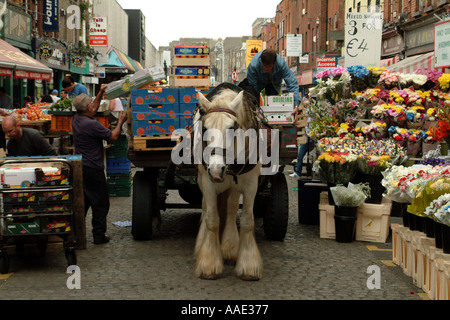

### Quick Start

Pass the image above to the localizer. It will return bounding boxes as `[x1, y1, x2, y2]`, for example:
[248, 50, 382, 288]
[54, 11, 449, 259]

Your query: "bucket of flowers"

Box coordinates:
[405, 106, 425, 129]
[388, 126, 408, 147]
[406, 129, 422, 156]
[378, 69, 401, 90]
[415, 68, 443, 91]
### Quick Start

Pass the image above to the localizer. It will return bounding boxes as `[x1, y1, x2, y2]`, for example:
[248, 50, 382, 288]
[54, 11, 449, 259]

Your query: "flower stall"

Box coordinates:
[307, 64, 450, 249]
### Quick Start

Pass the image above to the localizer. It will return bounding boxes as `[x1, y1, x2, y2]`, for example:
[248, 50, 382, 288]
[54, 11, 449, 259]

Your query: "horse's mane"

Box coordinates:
[204, 83, 262, 130]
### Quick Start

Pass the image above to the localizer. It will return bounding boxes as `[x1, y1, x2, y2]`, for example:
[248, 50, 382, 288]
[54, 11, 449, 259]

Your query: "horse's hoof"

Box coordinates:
[199, 273, 220, 280]
[240, 274, 261, 281]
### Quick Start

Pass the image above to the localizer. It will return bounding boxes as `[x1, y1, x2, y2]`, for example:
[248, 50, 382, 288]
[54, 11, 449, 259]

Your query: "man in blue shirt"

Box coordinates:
[72, 84, 127, 244]
[246, 49, 301, 107]
[62, 76, 89, 98]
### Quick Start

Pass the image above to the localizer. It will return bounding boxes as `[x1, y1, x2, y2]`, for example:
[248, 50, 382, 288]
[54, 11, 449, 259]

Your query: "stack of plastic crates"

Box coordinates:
[106, 135, 131, 197]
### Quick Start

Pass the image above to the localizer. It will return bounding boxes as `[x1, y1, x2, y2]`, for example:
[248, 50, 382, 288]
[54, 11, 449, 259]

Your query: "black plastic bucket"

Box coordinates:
[334, 206, 358, 243]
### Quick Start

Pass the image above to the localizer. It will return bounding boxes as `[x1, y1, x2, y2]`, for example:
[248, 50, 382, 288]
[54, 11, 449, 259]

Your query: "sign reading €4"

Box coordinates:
[344, 12, 382, 68]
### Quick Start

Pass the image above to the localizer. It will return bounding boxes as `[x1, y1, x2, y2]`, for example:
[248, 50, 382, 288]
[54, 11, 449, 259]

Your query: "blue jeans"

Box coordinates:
[296, 138, 314, 176]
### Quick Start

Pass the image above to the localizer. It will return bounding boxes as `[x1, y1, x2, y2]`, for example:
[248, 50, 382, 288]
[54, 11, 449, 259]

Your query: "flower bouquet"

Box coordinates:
[364, 120, 388, 140]
[378, 69, 401, 90]
[316, 151, 358, 185]
[368, 67, 386, 88]
[438, 73, 450, 92]
[416, 68, 443, 91]
[386, 104, 407, 127]
[421, 130, 440, 155]
[426, 193, 450, 226]
[330, 182, 371, 207]
[348, 65, 370, 92]
[388, 126, 408, 147]
[405, 106, 425, 129]
[399, 73, 428, 90]
[406, 129, 422, 156]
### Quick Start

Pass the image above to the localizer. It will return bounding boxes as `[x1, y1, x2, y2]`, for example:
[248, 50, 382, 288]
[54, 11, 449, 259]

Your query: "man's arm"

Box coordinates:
[88, 84, 107, 116]
[108, 111, 128, 143]
[280, 60, 301, 106]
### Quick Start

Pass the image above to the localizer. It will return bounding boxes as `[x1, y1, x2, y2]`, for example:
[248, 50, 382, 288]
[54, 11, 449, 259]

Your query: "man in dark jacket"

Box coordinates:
[2, 115, 57, 157]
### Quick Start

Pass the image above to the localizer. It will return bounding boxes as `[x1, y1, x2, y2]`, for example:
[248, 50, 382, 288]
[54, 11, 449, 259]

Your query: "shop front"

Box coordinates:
[98, 47, 143, 85]
[33, 38, 70, 99]
[0, 39, 52, 108]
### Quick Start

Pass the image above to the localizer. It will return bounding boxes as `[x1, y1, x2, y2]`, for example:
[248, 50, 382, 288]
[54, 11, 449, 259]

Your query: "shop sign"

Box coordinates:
[246, 40, 263, 67]
[344, 12, 382, 68]
[34, 39, 69, 71]
[316, 57, 336, 69]
[89, 17, 108, 46]
[382, 33, 403, 56]
[43, 0, 59, 33]
[2, 7, 32, 49]
[70, 54, 89, 75]
[435, 20, 450, 68]
[405, 23, 434, 55]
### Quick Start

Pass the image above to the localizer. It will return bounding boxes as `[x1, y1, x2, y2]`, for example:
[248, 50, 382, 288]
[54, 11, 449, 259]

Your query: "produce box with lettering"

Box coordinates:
[171, 67, 210, 77]
[132, 118, 179, 136]
[132, 103, 179, 120]
[262, 93, 294, 112]
[173, 46, 211, 67]
[106, 66, 166, 99]
[179, 87, 214, 103]
[132, 88, 180, 106]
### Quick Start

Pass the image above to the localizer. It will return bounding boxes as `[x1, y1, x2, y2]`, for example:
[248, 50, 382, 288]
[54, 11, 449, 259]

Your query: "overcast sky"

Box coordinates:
[116, 0, 281, 48]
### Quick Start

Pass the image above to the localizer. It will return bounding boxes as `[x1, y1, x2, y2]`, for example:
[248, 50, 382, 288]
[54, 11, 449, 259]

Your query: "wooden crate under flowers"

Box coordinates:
[319, 192, 392, 243]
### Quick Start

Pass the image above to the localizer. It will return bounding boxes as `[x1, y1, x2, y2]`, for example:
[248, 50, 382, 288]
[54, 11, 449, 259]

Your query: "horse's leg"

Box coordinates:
[194, 196, 207, 259]
[221, 189, 240, 265]
[235, 173, 263, 281]
[194, 185, 223, 280]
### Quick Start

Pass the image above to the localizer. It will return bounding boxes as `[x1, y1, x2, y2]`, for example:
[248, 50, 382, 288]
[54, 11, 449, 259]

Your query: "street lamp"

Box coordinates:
[214, 40, 225, 83]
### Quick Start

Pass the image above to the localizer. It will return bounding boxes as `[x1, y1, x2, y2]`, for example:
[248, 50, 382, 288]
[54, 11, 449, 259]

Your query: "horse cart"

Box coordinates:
[128, 84, 298, 242]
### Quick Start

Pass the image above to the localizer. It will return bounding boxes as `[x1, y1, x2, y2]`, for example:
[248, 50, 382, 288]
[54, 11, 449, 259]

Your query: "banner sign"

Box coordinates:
[246, 40, 263, 67]
[43, 0, 59, 33]
[435, 20, 450, 69]
[344, 12, 382, 68]
[286, 34, 302, 57]
[89, 17, 108, 46]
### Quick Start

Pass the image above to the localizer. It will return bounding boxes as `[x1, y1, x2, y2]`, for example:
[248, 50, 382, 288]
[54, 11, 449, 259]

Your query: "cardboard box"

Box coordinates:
[178, 87, 214, 103]
[171, 67, 210, 77]
[133, 104, 179, 120]
[173, 46, 211, 67]
[133, 118, 179, 136]
[264, 112, 295, 125]
[261, 93, 294, 112]
[132, 88, 180, 106]
[1, 167, 59, 188]
[169, 76, 211, 88]
[106, 66, 166, 99]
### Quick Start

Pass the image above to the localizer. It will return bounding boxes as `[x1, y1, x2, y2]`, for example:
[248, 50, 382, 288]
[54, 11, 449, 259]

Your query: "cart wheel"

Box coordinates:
[132, 170, 159, 241]
[65, 249, 77, 266]
[0, 254, 9, 274]
[263, 172, 289, 241]
[178, 185, 203, 205]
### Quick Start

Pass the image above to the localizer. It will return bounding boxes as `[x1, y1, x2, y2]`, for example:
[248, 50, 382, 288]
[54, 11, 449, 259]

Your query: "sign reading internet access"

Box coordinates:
[316, 57, 336, 69]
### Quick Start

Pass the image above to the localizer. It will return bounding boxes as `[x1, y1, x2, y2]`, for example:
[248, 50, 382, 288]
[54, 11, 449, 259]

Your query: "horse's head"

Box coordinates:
[197, 90, 244, 183]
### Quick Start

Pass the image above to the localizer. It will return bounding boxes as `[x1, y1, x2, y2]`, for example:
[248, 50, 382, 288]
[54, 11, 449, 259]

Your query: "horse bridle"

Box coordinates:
[200, 108, 257, 182]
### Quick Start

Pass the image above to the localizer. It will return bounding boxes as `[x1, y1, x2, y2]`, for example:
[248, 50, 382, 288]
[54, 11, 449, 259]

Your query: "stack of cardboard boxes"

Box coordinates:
[170, 46, 211, 88]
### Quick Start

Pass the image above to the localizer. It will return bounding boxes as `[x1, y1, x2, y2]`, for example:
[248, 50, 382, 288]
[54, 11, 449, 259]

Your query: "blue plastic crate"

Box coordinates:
[106, 158, 131, 174]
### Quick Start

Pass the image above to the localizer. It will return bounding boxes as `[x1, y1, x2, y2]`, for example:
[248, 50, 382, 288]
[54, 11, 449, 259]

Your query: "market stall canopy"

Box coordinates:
[386, 51, 446, 74]
[0, 39, 53, 81]
[98, 47, 143, 73]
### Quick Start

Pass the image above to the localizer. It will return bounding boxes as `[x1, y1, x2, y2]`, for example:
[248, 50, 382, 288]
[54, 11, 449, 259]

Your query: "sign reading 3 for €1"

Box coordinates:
[344, 12, 383, 68]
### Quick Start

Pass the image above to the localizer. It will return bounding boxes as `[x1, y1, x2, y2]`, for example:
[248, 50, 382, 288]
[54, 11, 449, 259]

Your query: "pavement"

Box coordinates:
[0, 166, 428, 307]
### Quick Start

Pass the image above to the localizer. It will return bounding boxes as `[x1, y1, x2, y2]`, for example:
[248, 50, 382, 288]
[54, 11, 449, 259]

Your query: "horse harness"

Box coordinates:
[201, 107, 259, 183]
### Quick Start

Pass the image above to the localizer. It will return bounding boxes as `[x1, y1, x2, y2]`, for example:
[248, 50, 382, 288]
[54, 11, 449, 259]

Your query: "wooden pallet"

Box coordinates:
[132, 135, 181, 151]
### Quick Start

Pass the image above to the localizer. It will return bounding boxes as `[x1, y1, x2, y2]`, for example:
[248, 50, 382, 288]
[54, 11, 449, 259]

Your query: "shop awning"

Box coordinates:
[386, 51, 446, 74]
[0, 39, 53, 81]
[98, 47, 143, 73]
